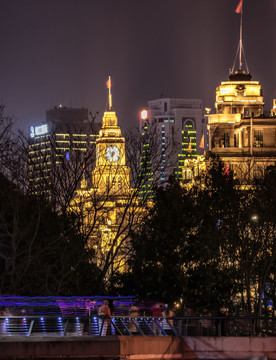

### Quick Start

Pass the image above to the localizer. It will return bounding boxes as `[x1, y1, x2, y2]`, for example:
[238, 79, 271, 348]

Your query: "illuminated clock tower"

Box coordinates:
[93, 102, 130, 193]
[71, 77, 135, 275]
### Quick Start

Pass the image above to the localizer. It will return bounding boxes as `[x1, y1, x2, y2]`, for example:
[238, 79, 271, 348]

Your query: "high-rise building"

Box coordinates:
[139, 98, 206, 184]
[28, 106, 101, 201]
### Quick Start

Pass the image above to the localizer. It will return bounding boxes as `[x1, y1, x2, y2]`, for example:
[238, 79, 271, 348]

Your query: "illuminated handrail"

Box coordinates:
[0, 316, 275, 337]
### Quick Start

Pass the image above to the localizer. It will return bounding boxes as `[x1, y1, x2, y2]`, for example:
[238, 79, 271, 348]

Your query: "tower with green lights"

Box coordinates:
[139, 98, 206, 184]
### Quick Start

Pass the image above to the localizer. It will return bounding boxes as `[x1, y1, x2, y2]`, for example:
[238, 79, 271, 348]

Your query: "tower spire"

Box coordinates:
[238, 0, 243, 70]
[231, 0, 249, 75]
[106, 76, 112, 110]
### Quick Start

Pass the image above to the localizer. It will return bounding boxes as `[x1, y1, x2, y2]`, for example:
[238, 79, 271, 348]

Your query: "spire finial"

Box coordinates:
[231, 0, 249, 75]
[106, 76, 112, 110]
[237, 0, 243, 70]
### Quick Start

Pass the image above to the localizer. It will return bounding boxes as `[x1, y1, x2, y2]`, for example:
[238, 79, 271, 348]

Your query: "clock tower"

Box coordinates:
[92, 78, 130, 193]
[70, 77, 139, 276]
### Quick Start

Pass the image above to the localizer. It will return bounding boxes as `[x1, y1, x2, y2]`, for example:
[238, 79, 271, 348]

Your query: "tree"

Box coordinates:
[68, 127, 173, 294]
[216, 169, 276, 315]
[0, 169, 99, 295]
[114, 156, 276, 316]
[0, 106, 99, 296]
[111, 179, 189, 305]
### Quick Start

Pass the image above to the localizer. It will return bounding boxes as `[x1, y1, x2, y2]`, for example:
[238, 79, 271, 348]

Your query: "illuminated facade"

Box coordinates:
[182, 155, 206, 185]
[206, 70, 276, 181]
[28, 106, 100, 199]
[139, 98, 206, 183]
[70, 86, 141, 274]
[203, 2, 276, 181]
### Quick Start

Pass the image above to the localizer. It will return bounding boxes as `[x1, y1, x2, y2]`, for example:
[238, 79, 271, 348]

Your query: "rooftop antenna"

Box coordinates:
[106, 76, 112, 110]
[231, 0, 249, 75]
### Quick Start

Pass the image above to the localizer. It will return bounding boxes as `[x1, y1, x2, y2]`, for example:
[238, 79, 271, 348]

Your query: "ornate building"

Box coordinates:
[187, 5, 276, 183]
[70, 78, 140, 275]
[206, 70, 276, 182]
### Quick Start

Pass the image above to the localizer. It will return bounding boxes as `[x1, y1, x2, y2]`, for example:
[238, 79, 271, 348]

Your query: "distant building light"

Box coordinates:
[140, 109, 148, 120]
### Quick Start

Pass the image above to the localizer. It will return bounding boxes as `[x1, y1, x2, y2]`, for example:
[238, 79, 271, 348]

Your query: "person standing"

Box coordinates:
[128, 304, 140, 333]
[98, 300, 111, 336]
[108, 299, 115, 335]
[162, 304, 175, 335]
[216, 305, 228, 336]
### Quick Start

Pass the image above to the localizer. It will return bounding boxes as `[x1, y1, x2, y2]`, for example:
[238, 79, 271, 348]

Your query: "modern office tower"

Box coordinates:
[139, 98, 206, 183]
[139, 110, 154, 198]
[28, 106, 101, 201]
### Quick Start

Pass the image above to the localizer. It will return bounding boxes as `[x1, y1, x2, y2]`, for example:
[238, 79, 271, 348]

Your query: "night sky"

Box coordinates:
[1, 0, 276, 132]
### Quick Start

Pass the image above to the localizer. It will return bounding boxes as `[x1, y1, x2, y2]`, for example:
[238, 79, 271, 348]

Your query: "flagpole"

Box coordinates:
[239, 1, 243, 70]
[107, 76, 112, 110]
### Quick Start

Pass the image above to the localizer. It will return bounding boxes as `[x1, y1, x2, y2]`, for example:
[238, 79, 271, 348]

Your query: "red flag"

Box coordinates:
[199, 135, 204, 149]
[106, 77, 111, 89]
[235, 0, 242, 14]
[224, 162, 230, 176]
[188, 139, 192, 153]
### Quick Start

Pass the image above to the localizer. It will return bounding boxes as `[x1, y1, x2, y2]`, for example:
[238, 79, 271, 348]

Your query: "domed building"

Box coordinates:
[206, 69, 276, 182]
[204, 4, 276, 183]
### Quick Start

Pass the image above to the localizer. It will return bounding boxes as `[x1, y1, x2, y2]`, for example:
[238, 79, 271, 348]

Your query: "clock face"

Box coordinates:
[105, 145, 121, 162]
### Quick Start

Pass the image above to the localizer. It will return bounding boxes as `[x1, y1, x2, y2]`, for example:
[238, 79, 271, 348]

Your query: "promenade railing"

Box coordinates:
[0, 315, 275, 337]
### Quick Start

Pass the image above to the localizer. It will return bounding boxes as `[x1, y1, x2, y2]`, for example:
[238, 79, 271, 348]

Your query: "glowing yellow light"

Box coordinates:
[220, 86, 235, 95]
[140, 109, 148, 120]
[244, 86, 260, 96]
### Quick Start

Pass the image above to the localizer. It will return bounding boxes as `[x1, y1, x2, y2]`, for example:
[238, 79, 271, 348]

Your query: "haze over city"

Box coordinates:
[1, 0, 276, 132]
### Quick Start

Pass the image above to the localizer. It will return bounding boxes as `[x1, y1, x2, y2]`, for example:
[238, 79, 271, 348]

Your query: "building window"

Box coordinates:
[234, 134, 239, 147]
[182, 118, 195, 129]
[254, 130, 263, 147]
[244, 107, 250, 116]
[223, 133, 230, 148]
[183, 169, 192, 180]
[164, 102, 167, 114]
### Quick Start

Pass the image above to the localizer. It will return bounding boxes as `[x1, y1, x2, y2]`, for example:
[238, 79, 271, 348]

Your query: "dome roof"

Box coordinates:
[229, 70, 252, 81]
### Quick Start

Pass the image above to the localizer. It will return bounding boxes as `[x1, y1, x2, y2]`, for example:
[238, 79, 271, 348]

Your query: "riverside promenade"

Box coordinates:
[0, 315, 276, 359]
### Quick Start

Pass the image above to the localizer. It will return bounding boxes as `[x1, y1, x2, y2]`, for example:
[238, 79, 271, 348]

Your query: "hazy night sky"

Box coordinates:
[1, 0, 276, 132]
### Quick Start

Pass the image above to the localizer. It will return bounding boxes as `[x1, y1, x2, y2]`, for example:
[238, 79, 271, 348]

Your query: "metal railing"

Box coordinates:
[0, 316, 275, 337]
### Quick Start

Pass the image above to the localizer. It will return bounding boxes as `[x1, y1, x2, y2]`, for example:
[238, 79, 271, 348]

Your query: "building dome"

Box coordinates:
[229, 70, 252, 82]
